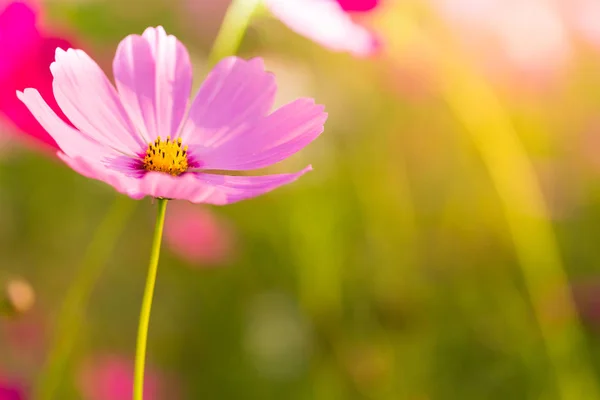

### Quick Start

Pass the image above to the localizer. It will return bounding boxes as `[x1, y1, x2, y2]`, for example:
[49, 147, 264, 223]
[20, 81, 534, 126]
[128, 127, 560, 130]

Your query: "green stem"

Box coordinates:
[130, 2, 259, 396]
[207, 0, 263, 67]
[34, 196, 137, 400]
[133, 199, 168, 400]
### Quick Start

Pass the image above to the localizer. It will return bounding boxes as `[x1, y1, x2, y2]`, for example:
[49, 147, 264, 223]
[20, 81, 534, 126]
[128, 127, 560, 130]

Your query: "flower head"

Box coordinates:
[264, 0, 380, 57]
[18, 26, 327, 204]
[0, 0, 73, 149]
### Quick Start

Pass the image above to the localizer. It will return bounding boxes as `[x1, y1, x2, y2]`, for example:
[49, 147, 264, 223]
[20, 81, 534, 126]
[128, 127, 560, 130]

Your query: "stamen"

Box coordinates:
[142, 136, 189, 176]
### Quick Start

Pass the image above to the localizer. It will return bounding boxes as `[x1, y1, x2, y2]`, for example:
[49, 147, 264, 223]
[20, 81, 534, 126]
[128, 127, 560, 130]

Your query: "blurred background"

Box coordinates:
[3, 0, 600, 399]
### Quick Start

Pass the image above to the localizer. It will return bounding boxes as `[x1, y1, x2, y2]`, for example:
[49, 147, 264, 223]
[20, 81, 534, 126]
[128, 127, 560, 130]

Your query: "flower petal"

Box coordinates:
[0, 36, 73, 150]
[193, 166, 313, 204]
[0, 0, 75, 150]
[58, 154, 157, 200]
[179, 57, 276, 144]
[113, 26, 192, 143]
[16, 88, 108, 159]
[265, 0, 379, 57]
[0, 1, 39, 81]
[51, 48, 144, 154]
[193, 98, 326, 170]
[60, 153, 311, 204]
[59, 154, 221, 202]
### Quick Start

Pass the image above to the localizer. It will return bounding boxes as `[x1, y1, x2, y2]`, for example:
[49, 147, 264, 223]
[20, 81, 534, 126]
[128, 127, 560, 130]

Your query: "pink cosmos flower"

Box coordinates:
[77, 355, 172, 400]
[0, 0, 73, 150]
[264, 0, 380, 57]
[164, 202, 235, 265]
[0, 373, 23, 400]
[17, 26, 327, 204]
[0, 381, 23, 400]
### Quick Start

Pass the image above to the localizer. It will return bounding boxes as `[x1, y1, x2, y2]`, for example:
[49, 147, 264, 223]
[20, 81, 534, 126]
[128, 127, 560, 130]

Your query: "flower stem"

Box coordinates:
[133, 199, 168, 400]
[34, 196, 137, 400]
[207, 0, 263, 67]
[130, 1, 258, 396]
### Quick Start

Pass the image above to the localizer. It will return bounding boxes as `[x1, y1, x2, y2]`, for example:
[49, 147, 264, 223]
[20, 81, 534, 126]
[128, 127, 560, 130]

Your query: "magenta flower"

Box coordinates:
[0, 376, 23, 400]
[0, 0, 73, 150]
[0, 385, 22, 400]
[17, 26, 327, 204]
[264, 0, 380, 57]
[336, 0, 379, 12]
[165, 202, 235, 265]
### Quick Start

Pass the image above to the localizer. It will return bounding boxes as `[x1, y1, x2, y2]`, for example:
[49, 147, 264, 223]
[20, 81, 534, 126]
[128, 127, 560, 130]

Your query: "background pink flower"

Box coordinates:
[77, 355, 171, 400]
[428, 0, 570, 89]
[0, 376, 24, 400]
[336, 0, 380, 12]
[264, 0, 379, 57]
[165, 202, 235, 266]
[0, 0, 73, 150]
[560, 0, 600, 50]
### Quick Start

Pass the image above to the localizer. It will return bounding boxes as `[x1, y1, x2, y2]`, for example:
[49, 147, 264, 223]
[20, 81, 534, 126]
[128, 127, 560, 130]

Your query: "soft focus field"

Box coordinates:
[4, 0, 600, 399]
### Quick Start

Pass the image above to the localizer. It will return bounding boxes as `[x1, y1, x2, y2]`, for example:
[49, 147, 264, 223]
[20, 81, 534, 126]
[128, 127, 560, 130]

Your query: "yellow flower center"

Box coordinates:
[143, 136, 189, 176]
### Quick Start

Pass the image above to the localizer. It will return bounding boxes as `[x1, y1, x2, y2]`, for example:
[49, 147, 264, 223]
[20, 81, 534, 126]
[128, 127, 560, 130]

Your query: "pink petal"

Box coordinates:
[192, 166, 313, 204]
[59, 154, 220, 202]
[265, 0, 378, 57]
[59, 153, 312, 204]
[179, 57, 276, 144]
[113, 26, 192, 143]
[16, 88, 108, 159]
[50, 48, 144, 154]
[57, 154, 152, 200]
[196, 98, 326, 170]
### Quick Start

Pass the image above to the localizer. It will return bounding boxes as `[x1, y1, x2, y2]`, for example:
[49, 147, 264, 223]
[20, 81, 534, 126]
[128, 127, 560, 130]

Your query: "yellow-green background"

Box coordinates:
[3, 0, 600, 399]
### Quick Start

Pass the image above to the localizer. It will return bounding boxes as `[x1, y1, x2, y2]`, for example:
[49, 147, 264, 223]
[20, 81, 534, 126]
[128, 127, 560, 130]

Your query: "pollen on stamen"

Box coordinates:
[142, 136, 189, 176]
